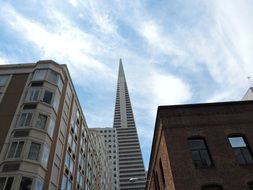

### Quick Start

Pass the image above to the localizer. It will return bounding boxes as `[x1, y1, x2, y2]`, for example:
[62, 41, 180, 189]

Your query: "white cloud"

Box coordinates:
[0, 4, 114, 86]
[68, 0, 79, 7]
[139, 20, 183, 56]
[149, 71, 191, 108]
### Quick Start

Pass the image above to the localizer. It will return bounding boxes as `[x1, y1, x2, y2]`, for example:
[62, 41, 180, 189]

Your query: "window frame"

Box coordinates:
[16, 112, 33, 128]
[7, 141, 25, 159]
[187, 137, 213, 168]
[28, 142, 41, 161]
[228, 135, 253, 165]
[0, 176, 14, 190]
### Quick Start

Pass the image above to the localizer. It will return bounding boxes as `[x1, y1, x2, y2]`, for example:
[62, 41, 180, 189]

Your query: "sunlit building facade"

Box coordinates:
[0, 60, 113, 190]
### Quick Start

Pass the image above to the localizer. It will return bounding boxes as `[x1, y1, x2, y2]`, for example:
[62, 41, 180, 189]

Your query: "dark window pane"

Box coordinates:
[188, 138, 213, 168]
[248, 181, 253, 190]
[200, 150, 212, 167]
[188, 139, 206, 150]
[8, 142, 17, 158]
[15, 142, 24, 158]
[241, 148, 253, 164]
[228, 136, 253, 165]
[19, 177, 32, 190]
[5, 177, 14, 190]
[43, 90, 53, 104]
[0, 177, 6, 190]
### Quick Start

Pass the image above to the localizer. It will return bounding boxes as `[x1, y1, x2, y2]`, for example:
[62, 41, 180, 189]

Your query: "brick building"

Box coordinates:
[146, 100, 253, 190]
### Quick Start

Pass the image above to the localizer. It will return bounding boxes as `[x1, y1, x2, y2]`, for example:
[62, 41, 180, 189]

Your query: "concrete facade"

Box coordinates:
[147, 101, 253, 190]
[93, 128, 119, 190]
[0, 60, 113, 190]
[113, 60, 146, 189]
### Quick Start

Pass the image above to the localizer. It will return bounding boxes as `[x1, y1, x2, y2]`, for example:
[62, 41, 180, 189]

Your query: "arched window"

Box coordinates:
[228, 135, 253, 164]
[202, 184, 222, 190]
[187, 137, 213, 168]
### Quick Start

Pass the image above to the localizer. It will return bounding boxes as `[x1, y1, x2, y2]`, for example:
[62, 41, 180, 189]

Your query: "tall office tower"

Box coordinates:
[0, 60, 113, 190]
[113, 60, 146, 189]
[92, 128, 119, 190]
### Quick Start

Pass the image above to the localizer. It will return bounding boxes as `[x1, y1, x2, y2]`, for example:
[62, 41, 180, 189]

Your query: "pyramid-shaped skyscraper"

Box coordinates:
[113, 59, 146, 189]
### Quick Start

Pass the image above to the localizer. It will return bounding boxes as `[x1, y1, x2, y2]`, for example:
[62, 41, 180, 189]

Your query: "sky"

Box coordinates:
[1, 0, 253, 169]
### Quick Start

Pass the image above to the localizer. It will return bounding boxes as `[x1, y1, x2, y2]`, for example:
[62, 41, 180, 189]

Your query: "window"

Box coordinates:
[228, 136, 253, 164]
[202, 184, 222, 190]
[17, 112, 33, 128]
[68, 134, 77, 153]
[0, 177, 14, 190]
[248, 181, 253, 190]
[28, 142, 41, 161]
[61, 175, 72, 190]
[19, 177, 33, 190]
[33, 70, 47, 81]
[35, 179, 43, 190]
[43, 90, 53, 104]
[47, 118, 56, 138]
[65, 153, 74, 173]
[8, 141, 24, 158]
[188, 138, 213, 168]
[36, 114, 47, 129]
[41, 146, 49, 167]
[0, 75, 9, 86]
[47, 70, 58, 84]
[26, 89, 41, 102]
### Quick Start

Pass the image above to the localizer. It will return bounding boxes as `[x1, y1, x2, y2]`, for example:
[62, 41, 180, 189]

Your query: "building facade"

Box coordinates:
[146, 101, 253, 190]
[92, 128, 119, 190]
[0, 60, 113, 190]
[113, 60, 146, 189]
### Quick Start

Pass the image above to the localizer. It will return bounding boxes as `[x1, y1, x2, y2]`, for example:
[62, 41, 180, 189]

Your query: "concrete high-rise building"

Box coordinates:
[113, 60, 146, 189]
[146, 101, 253, 190]
[93, 127, 119, 190]
[0, 60, 113, 190]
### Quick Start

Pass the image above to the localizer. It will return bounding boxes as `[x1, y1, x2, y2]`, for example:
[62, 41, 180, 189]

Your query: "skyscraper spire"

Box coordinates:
[113, 59, 146, 189]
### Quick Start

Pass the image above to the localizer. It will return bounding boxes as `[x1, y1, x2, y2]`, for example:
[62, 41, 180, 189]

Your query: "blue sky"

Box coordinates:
[1, 0, 253, 169]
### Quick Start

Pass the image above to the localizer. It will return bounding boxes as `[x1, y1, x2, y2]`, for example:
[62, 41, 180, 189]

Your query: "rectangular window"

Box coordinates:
[43, 90, 53, 104]
[0, 75, 9, 86]
[8, 141, 24, 158]
[0, 177, 14, 190]
[47, 118, 55, 137]
[26, 89, 41, 102]
[61, 175, 72, 190]
[47, 70, 58, 84]
[35, 179, 43, 190]
[36, 114, 47, 129]
[65, 153, 74, 173]
[19, 177, 33, 190]
[17, 112, 33, 128]
[28, 142, 41, 161]
[33, 70, 47, 81]
[228, 136, 253, 164]
[188, 138, 213, 168]
[52, 91, 60, 112]
[41, 145, 49, 168]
